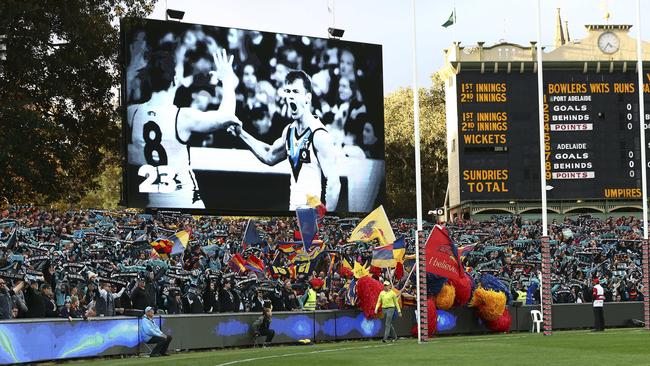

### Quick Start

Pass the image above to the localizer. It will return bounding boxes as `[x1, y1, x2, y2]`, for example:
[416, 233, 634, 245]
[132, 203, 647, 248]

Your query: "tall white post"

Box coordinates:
[634, 0, 650, 333]
[636, 0, 647, 240]
[411, 0, 424, 344]
[535, 0, 553, 335]
[535, 0, 547, 237]
[412, 1, 423, 232]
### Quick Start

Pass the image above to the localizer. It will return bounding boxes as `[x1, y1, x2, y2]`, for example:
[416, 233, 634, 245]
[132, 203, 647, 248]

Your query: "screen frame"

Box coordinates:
[119, 17, 385, 216]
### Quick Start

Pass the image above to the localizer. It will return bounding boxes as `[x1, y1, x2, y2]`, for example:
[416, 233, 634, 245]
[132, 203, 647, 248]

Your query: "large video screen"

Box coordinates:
[121, 18, 385, 214]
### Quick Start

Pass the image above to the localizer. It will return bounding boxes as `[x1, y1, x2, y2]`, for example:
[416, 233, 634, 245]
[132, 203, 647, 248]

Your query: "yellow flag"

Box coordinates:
[347, 205, 396, 245]
[352, 261, 370, 279]
[306, 194, 322, 207]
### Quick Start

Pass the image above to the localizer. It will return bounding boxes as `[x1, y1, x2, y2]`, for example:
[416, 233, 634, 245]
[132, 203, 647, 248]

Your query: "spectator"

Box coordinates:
[219, 280, 239, 313]
[400, 283, 417, 308]
[0, 280, 24, 319]
[166, 291, 184, 315]
[251, 290, 266, 312]
[317, 292, 330, 310]
[96, 282, 125, 317]
[184, 284, 204, 314]
[84, 281, 98, 306]
[25, 281, 47, 318]
[328, 293, 341, 310]
[60, 296, 84, 320]
[41, 284, 58, 317]
[202, 281, 219, 313]
[281, 281, 300, 311]
[130, 278, 153, 311]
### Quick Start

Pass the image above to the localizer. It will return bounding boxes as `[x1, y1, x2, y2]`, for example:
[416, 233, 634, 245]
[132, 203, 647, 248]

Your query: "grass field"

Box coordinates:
[66, 329, 650, 366]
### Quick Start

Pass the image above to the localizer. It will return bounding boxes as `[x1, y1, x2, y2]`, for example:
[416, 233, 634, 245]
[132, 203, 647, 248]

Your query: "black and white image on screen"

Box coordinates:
[123, 20, 385, 213]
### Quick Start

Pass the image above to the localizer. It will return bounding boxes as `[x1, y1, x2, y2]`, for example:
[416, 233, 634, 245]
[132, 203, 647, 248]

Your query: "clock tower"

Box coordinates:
[546, 23, 645, 62]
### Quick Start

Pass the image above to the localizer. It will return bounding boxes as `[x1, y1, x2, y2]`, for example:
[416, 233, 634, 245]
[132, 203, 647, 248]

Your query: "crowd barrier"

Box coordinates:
[0, 303, 643, 364]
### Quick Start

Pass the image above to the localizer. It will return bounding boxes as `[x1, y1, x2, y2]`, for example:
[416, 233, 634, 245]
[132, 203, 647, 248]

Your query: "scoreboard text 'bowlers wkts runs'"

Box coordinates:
[457, 70, 650, 201]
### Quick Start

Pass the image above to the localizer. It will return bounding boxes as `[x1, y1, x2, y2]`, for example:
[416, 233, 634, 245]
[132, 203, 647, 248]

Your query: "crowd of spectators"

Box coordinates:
[0, 206, 646, 321]
[451, 214, 645, 305]
[126, 22, 384, 159]
[0, 206, 417, 321]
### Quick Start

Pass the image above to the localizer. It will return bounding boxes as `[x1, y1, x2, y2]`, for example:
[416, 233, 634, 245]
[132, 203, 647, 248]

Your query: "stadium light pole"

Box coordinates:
[411, 0, 424, 344]
[635, 0, 650, 331]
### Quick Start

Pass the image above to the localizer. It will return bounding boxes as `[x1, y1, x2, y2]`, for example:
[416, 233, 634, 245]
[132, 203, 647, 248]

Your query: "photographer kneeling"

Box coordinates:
[252, 307, 274, 347]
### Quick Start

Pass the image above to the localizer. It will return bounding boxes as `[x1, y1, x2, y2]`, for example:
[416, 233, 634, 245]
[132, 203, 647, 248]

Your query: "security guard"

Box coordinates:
[375, 281, 402, 342]
[301, 283, 317, 311]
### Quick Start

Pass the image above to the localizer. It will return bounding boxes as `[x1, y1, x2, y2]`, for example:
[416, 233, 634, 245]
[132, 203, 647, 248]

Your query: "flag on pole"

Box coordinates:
[287, 264, 297, 279]
[277, 242, 302, 254]
[296, 207, 319, 251]
[424, 225, 463, 282]
[370, 237, 405, 268]
[442, 9, 456, 27]
[352, 261, 371, 278]
[170, 230, 190, 255]
[458, 243, 476, 259]
[245, 254, 266, 273]
[242, 219, 263, 251]
[347, 206, 396, 245]
[307, 240, 325, 260]
[228, 253, 247, 273]
[306, 194, 327, 218]
[392, 237, 406, 262]
[286, 240, 324, 263]
[269, 266, 289, 278]
[150, 238, 173, 259]
[371, 244, 397, 268]
[342, 258, 353, 271]
[395, 262, 404, 280]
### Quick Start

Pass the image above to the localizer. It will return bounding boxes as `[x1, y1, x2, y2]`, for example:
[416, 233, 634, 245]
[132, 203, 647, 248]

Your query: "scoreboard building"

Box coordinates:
[444, 11, 650, 220]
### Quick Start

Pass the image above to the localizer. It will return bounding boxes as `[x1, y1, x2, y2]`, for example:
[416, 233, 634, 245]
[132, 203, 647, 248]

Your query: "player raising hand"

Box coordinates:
[127, 48, 241, 208]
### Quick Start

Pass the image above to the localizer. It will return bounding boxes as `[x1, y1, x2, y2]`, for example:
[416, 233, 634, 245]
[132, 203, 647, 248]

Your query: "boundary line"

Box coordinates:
[214, 344, 394, 366]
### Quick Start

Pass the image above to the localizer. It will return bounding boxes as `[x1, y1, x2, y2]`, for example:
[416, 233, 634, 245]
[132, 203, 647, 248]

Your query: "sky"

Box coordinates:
[148, 0, 649, 94]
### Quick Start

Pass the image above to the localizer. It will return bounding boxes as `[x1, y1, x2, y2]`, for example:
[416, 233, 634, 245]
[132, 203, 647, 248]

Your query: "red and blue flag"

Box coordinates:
[296, 207, 319, 251]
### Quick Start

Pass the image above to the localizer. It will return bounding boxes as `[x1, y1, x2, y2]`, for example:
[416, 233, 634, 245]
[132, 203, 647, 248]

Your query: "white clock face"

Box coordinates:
[598, 32, 620, 54]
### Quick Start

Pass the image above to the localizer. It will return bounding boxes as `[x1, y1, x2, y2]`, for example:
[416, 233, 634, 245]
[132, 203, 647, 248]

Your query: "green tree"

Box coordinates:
[0, 0, 154, 205]
[78, 149, 122, 209]
[384, 73, 447, 217]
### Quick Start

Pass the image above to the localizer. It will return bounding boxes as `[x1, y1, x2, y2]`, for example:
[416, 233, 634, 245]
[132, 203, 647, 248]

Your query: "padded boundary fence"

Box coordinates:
[0, 303, 644, 364]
